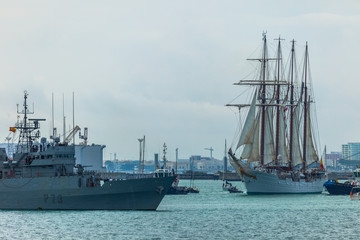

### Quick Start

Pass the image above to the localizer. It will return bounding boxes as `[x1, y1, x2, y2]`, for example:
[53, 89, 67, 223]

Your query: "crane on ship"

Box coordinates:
[64, 125, 81, 144]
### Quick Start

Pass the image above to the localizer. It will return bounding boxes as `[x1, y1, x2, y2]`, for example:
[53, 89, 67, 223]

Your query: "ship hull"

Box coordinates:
[0, 176, 175, 210]
[230, 156, 327, 194]
[243, 171, 327, 194]
[323, 181, 356, 195]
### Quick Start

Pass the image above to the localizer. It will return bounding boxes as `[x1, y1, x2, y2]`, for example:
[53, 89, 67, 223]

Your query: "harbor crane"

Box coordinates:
[204, 147, 214, 160]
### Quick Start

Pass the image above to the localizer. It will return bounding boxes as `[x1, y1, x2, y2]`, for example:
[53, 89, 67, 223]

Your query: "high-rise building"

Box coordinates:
[342, 142, 360, 160]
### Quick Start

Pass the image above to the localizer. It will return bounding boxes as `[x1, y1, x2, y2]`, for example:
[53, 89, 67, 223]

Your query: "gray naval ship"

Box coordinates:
[0, 91, 175, 210]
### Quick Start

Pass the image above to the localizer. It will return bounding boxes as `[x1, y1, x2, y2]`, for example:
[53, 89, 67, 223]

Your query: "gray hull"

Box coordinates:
[0, 176, 175, 210]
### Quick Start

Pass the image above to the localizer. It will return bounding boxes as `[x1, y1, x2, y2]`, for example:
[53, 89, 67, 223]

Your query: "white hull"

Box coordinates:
[242, 170, 326, 194]
[350, 194, 360, 200]
[230, 156, 327, 194]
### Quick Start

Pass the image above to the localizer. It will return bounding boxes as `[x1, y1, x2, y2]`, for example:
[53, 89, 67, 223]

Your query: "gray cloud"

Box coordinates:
[0, 0, 359, 160]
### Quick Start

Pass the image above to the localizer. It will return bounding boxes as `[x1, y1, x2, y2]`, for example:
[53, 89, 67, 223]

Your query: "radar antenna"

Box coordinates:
[13, 91, 46, 153]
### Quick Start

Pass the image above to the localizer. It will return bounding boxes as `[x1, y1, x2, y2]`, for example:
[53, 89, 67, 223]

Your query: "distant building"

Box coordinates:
[326, 152, 341, 168]
[104, 154, 234, 174]
[189, 155, 201, 171]
[342, 142, 360, 161]
[167, 159, 190, 173]
[0, 143, 16, 158]
[196, 158, 224, 172]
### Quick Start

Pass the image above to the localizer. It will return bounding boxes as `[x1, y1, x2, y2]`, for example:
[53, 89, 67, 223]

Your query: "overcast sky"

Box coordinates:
[0, 1, 359, 161]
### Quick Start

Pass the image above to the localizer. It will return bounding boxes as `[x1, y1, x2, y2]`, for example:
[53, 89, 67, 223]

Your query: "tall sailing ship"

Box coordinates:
[227, 34, 327, 194]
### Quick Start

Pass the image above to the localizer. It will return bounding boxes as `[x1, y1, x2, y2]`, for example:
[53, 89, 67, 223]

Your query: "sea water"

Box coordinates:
[0, 180, 359, 240]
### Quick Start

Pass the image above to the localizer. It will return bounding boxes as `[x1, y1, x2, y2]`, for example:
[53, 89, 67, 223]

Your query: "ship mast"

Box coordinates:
[226, 33, 281, 165]
[289, 40, 295, 170]
[302, 42, 309, 172]
[274, 37, 284, 165]
[19, 91, 31, 152]
[259, 33, 267, 165]
[15, 91, 45, 153]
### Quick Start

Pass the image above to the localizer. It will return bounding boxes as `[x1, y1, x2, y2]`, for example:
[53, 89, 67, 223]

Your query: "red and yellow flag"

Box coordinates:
[320, 157, 324, 171]
[9, 127, 16, 133]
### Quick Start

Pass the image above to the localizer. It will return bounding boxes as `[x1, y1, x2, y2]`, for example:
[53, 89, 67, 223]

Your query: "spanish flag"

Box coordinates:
[9, 127, 16, 133]
[320, 157, 324, 171]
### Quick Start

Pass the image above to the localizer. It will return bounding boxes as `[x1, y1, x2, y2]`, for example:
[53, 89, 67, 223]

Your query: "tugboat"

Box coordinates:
[323, 180, 357, 195]
[0, 91, 176, 210]
[324, 167, 360, 195]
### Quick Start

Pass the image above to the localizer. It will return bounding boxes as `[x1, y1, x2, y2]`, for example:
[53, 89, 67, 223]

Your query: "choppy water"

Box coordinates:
[0, 180, 359, 240]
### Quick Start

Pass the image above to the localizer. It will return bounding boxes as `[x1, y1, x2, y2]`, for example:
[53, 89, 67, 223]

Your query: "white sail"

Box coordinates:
[278, 107, 289, 165]
[236, 92, 257, 150]
[292, 104, 303, 166]
[240, 112, 260, 162]
[263, 106, 275, 164]
[305, 103, 319, 165]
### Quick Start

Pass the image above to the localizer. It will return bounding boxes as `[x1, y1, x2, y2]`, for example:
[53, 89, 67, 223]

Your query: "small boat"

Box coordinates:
[223, 183, 232, 191]
[228, 186, 243, 193]
[350, 187, 360, 200]
[167, 186, 189, 195]
[324, 166, 360, 195]
[187, 187, 200, 193]
[188, 158, 199, 193]
[222, 180, 233, 191]
[324, 180, 359, 195]
[167, 178, 189, 195]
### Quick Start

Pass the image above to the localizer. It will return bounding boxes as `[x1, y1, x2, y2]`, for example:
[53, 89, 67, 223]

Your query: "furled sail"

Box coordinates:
[236, 92, 257, 150]
[263, 106, 275, 164]
[292, 104, 303, 166]
[240, 112, 260, 162]
[305, 102, 319, 165]
[278, 106, 289, 165]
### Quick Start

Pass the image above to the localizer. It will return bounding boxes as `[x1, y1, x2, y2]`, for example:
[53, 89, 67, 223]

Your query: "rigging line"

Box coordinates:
[247, 42, 263, 61]
[227, 85, 253, 104]
[228, 107, 242, 150]
[241, 67, 259, 81]
[304, 54, 321, 154]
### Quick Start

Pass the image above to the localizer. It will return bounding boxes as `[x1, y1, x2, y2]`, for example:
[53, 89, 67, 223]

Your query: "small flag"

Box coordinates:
[320, 157, 324, 171]
[9, 127, 16, 133]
